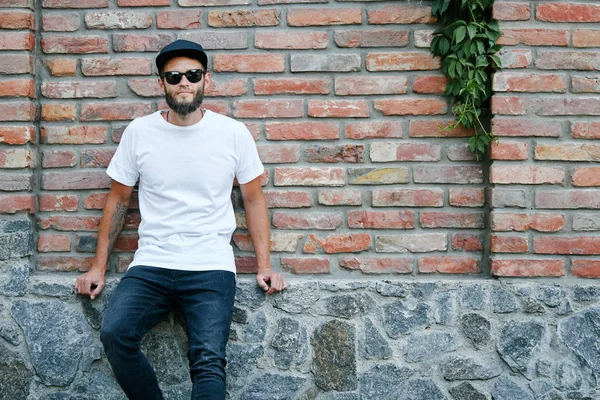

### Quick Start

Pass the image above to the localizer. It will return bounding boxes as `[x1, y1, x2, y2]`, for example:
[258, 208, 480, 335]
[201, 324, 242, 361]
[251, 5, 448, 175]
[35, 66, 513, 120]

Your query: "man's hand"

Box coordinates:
[74, 268, 106, 300]
[256, 269, 287, 295]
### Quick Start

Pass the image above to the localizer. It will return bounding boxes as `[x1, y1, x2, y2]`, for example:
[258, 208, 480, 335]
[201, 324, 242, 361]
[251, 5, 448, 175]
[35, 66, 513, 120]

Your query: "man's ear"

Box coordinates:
[204, 71, 211, 89]
[158, 76, 164, 91]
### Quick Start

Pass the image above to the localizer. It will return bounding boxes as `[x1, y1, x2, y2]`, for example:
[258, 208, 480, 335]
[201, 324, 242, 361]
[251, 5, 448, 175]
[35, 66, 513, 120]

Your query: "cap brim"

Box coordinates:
[156, 49, 208, 73]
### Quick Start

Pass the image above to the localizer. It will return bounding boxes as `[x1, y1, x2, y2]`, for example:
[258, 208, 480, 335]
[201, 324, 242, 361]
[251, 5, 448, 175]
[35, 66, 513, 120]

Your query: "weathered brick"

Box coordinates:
[0, 54, 34, 75]
[490, 141, 529, 160]
[491, 259, 565, 277]
[366, 52, 440, 71]
[80, 102, 152, 121]
[280, 257, 330, 274]
[37, 215, 101, 231]
[0, 173, 32, 191]
[264, 190, 311, 208]
[447, 144, 477, 161]
[414, 166, 483, 184]
[39, 194, 79, 212]
[213, 54, 285, 73]
[0, 0, 32, 7]
[233, 232, 303, 252]
[573, 30, 600, 48]
[41, 126, 106, 144]
[0, 102, 35, 122]
[492, 118, 561, 137]
[180, 0, 250, 5]
[304, 232, 371, 254]
[234, 256, 256, 274]
[535, 51, 600, 70]
[265, 122, 337, 141]
[490, 189, 527, 209]
[348, 168, 410, 185]
[374, 99, 447, 116]
[345, 121, 403, 140]
[367, 5, 434, 24]
[274, 167, 345, 186]
[201, 101, 230, 116]
[449, 188, 485, 207]
[573, 167, 600, 187]
[572, 122, 600, 139]
[339, 257, 412, 274]
[42, 13, 80, 31]
[157, 10, 200, 29]
[497, 49, 532, 69]
[491, 212, 565, 233]
[0, 149, 32, 169]
[290, 54, 360, 72]
[81, 57, 152, 75]
[535, 143, 600, 161]
[45, 58, 77, 76]
[81, 148, 115, 168]
[572, 259, 600, 278]
[42, 81, 117, 99]
[414, 30, 433, 48]
[254, 78, 329, 95]
[493, 72, 567, 93]
[0, 10, 34, 29]
[413, 75, 448, 94]
[491, 235, 529, 253]
[84, 11, 152, 29]
[534, 236, 600, 255]
[257, 144, 300, 164]
[42, 0, 108, 8]
[0, 126, 34, 145]
[335, 76, 407, 95]
[42, 150, 77, 168]
[572, 76, 600, 93]
[38, 256, 94, 272]
[272, 211, 343, 230]
[348, 210, 414, 229]
[490, 165, 564, 185]
[536, 98, 600, 116]
[38, 234, 70, 252]
[493, 2, 531, 21]
[0, 79, 34, 98]
[0, 194, 34, 214]
[375, 233, 447, 253]
[178, 32, 248, 50]
[41, 171, 111, 190]
[41, 103, 76, 122]
[335, 29, 409, 48]
[258, 0, 324, 3]
[536, 3, 600, 22]
[498, 29, 568, 46]
[452, 233, 483, 252]
[420, 212, 484, 229]
[371, 143, 440, 162]
[308, 100, 369, 118]
[83, 192, 139, 210]
[42, 35, 108, 53]
[372, 188, 443, 207]
[318, 189, 362, 206]
[0, 31, 34, 50]
[409, 120, 473, 137]
[113, 33, 173, 52]
[118, 0, 170, 5]
[306, 145, 364, 163]
[418, 256, 480, 274]
[209, 9, 280, 27]
[233, 100, 303, 119]
[288, 8, 361, 26]
[491, 96, 526, 115]
[536, 190, 600, 209]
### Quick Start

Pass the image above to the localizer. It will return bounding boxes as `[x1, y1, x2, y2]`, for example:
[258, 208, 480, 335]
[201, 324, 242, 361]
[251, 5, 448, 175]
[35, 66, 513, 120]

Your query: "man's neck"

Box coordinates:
[165, 107, 205, 127]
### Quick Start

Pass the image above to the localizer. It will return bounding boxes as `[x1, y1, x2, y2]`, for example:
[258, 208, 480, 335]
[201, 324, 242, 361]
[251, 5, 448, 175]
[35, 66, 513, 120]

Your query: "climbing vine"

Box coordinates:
[430, 0, 502, 160]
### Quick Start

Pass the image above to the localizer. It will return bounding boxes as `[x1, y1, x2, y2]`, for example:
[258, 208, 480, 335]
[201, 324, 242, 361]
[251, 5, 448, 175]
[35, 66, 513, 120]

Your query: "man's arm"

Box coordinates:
[74, 180, 134, 300]
[239, 176, 287, 295]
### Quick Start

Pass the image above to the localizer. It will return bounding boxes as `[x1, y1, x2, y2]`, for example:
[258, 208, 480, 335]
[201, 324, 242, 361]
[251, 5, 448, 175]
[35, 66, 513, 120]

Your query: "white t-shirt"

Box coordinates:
[106, 110, 264, 273]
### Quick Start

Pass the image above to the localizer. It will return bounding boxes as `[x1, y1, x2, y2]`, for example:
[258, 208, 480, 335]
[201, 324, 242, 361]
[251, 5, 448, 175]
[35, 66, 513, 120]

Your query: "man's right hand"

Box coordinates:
[74, 268, 106, 300]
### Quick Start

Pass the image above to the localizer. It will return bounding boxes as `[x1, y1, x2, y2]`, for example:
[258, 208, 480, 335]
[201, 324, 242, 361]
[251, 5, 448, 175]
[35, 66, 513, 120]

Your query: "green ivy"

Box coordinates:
[430, 0, 502, 160]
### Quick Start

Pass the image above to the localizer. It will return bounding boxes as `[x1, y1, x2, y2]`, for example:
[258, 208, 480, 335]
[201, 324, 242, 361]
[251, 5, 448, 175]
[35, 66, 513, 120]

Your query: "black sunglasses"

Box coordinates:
[161, 69, 206, 85]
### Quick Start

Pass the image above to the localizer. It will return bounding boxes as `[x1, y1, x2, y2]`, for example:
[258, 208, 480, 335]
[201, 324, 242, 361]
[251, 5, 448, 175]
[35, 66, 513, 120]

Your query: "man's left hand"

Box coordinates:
[256, 270, 287, 295]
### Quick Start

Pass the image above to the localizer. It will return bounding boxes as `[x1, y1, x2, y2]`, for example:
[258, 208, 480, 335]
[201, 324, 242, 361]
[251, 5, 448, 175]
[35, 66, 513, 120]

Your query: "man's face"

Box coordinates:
[159, 56, 210, 116]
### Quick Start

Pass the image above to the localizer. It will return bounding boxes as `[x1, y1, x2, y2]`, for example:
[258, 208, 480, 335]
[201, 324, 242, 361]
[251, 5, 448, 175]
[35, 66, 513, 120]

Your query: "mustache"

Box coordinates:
[164, 87, 204, 116]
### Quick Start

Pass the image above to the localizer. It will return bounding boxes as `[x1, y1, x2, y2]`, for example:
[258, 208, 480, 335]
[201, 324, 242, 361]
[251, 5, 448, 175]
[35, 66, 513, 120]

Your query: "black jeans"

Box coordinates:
[100, 266, 236, 400]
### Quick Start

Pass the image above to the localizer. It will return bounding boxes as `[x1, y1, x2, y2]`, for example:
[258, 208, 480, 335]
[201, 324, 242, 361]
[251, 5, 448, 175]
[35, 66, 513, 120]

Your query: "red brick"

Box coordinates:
[233, 232, 303, 252]
[274, 167, 345, 186]
[234, 256, 256, 274]
[0, 54, 34, 75]
[491, 258, 565, 277]
[41, 171, 111, 190]
[126, 78, 162, 97]
[257, 144, 300, 164]
[490, 141, 529, 160]
[254, 78, 329, 95]
[452, 234, 483, 252]
[498, 29, 568, 46]
[0, 173, 33, 192]
[37, 215, 101, 231]
[492, 118, 561, 138]
[264, 190, 311, 208]
[42, 81, 117, 99]
[573, 30, 600, 48]
[0, 194, 34, 214]
[348, 210, 414, 229]
[0, 11, 34, 29]
[41, 125, 106, 144]
[180, 0, 250, 5]
[573, 167, 600, 187]
[209, 9, 279, 27]
[306, 145, 364, 163]
[374, 99, 447, 116]
[42, 149, 77, 168]
[366, 52, 440, 71]
[318, 189, 361, 206]
[535, 190, 600, 209]
[447, 144, 477, 161]
[370, 142, 440, 162]
[0, 126, 34, 145]
[349, 168, 409, 185]
[335, 76, 407, 96]
[498, 49, 532, 69]
[213, 54, 285, 73]
[537, 3, 600, 22]
[491, 96, 526, 115]
[493, 72, 567, 93]
[572, 76, 600, 93]
[409, 120, 474, 137]
[449, 188, 485, 207]
[85, 11, 152, 30]
[38, 234, 70, 252]
[157, 10, 200, 29]
[491, 235, 529, 253]
[420, 212, 484, 229]
[372, 189, 444, 207]
[41, 35, 108, 53]
[272, 211, 342, 230]
[0, 79, 34, 98]
[308, 100, 369, 118]
[493, 2, 531, 21]
[81, 57, 152, 75]
[112, 33, 173, 52]
[38, 256, 95, 272]
[304, 232, 371, 254]
[288, 8, 361, 26]
[233, 100, 303, 119]
[535, 143, 600, 161]
[535, 51, 600, 70]
[335, 29, 408, 48]
[345, 121, 403, 140]
[117, 0, 170, 5]
[207, 79, 248, 97]
[281, 257, 330, 274]
[490, 165, 564, 185]
[113, 233, 139, 252]
[41, 104, 76, 122]
[42, 0, 108, 8]
[0, 31, 34, 50]
[534, 236, 600, 255]
[45, 58, 77, 76]
[413, 75, 448, 94]
[418, 256, 480, 274]
[39, 194, 79, 212]
[83, 191, 139, 210]
[572, 122, 600, 139]
[200, 100, 231, 117]
[81, 148, 115, 168]
[536, 98, 600, 116]
[572, 259, 600, 279]
[339, 257, 412, 274]
[367, 5, 434, 24]
[42, 13, 80, 31]
[0, 0, 32, 7]
[80, 102, 152, 121]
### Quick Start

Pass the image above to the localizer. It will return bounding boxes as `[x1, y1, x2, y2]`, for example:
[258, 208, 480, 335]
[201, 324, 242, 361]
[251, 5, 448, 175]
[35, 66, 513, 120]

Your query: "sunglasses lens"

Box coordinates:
[165, 72, 183, 85]
[186, 70, 203, 83]
[163, 69, 204, 85]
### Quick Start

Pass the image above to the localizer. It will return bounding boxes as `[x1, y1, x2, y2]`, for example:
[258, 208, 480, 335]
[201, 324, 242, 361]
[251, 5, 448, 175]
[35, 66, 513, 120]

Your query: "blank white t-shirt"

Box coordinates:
[106, 110, 264, 273]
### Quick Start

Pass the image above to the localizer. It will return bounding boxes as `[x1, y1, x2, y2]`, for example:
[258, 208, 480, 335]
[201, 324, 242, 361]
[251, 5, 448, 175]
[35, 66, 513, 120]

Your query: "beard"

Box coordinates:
[165, 87, 204, 116]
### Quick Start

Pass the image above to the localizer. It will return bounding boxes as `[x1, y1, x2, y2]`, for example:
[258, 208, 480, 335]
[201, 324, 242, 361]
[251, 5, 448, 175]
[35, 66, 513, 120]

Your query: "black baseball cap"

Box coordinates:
[156, 39, 208, 73]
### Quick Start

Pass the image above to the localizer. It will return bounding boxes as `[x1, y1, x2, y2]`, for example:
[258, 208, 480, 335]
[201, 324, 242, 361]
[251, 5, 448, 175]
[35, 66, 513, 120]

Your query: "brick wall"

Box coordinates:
[0, 0, 598, 280]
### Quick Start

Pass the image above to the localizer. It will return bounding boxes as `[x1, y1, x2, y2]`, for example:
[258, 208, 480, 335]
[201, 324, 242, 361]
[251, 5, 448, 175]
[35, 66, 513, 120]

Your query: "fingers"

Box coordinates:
[266, 273, 287, 295]
[90, 282, 105, 300]
[257, 275, 270, 292]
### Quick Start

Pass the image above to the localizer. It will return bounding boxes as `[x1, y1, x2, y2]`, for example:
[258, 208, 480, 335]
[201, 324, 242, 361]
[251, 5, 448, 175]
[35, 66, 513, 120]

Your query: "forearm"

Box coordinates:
[92, 192, 130, 271]
[243, 193, 271, 273]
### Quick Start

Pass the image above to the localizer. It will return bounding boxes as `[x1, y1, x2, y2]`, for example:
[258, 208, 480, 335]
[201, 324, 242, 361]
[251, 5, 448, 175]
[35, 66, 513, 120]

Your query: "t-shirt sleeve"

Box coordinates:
[106, 123, 139, 187]
[235, 126, 264, 185]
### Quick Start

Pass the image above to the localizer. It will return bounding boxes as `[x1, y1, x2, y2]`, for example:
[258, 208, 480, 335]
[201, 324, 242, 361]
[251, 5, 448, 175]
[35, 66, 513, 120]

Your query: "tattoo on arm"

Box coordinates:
[107, 202, 128, 254]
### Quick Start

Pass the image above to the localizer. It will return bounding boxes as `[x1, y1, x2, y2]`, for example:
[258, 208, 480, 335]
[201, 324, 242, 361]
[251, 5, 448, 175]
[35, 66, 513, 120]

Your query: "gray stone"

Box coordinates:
[559, 307, 600, 375]
[29, 281, 73, 298]
[81, 297, 104, 330]
[241, 373, 305, 400]
[557, 299, 573, 316]
[557, 362, 582, 391]
[491, 288, 519, 313]
[80, 345, 103, 372]
[232, 306, 248, 324]
[405, 331, 458, 363]
[320, 281, 369, 292]
[163, 384, 192, 400]
[537, 286, 564, 307]
[522, 296, 546, 314]
[359, 363, 413, 400]
[318, 392, 359, 400]
[516, 286, 532, 297]
[0, 344, 31, 400]
[311, 320, 356, 391]
[272, 282, 319, 314]
[295, 387, 320, 400]
[70, 365, 123, 400]
[245, 311, 267, 343]
[235, 282, 266, 310]
[270, 317, 307, 369]
[376, 281, 408, 297]
[537, 359, 555, 378]
[390, 378, 446, 400]
[11, 300, 94, 386]
[498, 320, 546, 379]
[226, 342, 264, 379]
[449, 382, 487, 400]
[321, 293, 375, 319]
[141, 331, 188, 386]
[572, 286, 600, 302]
[0, 261, 29, 296]
[0, 318, 21, 346]
[382, 300, 431, 338]
[361, 318, 392, 360]
[0, 219, 33, 260]
[411, 283, 437, 300]
[460, 284, 486, 310]
[440, 355, 502, 380]
[529, 379, 555, 398]
[491, 376, 534, 400]
[435, 292, 455, 325]
[461, 313, 491, 348]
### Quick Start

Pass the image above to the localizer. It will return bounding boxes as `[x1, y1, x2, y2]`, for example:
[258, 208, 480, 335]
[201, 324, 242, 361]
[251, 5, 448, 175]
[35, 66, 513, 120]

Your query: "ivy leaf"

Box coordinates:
[468, 136, 477, 152]
[467, 24, 477, 40]
[489, 54, 502, 68]
[454, 26, 467, 43]
[476, 41, 485, 55]
[488, 20, 500, 32]
[439, 37, 451, 55]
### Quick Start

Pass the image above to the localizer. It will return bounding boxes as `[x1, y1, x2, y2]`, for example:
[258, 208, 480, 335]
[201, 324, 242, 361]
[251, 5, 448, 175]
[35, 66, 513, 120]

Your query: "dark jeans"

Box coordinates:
[100, 266, 236, 400]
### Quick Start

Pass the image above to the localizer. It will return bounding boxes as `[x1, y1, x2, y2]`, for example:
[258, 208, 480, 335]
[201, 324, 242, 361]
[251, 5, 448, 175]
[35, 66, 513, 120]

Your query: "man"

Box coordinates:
[74, 39, 287, 400]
